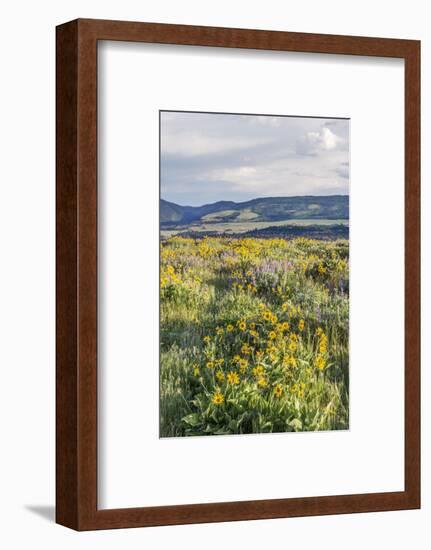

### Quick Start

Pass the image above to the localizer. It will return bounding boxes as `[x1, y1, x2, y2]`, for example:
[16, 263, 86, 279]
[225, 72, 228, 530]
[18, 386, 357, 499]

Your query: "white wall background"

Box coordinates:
[0, 0, 428, 548]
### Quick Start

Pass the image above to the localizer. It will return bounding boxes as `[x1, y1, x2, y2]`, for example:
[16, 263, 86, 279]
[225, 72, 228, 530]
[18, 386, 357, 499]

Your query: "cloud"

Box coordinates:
[296, 127, 342, 156]
[334, 162, 349, 179]
[160, 111, 349, 205]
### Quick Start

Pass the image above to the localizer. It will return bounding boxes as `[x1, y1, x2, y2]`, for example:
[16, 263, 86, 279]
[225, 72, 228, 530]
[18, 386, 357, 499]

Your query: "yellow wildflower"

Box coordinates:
[257, 376, 268, 388]
[315, 355, 326, 370]
[226, 324, 234, 332]
[319, 334, 328, 354]
[241, 343, 251, 355]
[239, 358, 248, 373]
[227, 371, 240, 385]
[212, 392, 224, 405]
[298, 319, 305, 331]
[238, 320, 247, 331]
[273, 384, 283, 398]
[252, 365, 264, 377]
[262, 310, 272, 321]
[216, 370, 225, 382]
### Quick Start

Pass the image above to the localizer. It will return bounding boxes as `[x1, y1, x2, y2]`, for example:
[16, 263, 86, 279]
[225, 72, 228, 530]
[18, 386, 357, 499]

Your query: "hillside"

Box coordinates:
[160, 195, 348, 226]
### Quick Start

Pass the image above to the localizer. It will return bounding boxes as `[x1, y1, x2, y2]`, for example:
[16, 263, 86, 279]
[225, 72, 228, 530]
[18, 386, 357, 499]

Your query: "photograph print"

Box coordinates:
[159, 110, 349, 437]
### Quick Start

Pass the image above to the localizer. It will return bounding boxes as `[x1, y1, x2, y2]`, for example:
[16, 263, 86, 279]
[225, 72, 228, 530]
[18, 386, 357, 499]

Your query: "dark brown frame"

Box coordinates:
[56, 18, 420, 531]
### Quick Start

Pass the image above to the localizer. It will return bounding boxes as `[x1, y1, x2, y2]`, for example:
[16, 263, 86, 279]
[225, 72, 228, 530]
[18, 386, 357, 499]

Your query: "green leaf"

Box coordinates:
[182, 413, 201, 427]
[288, 418, 303, 431]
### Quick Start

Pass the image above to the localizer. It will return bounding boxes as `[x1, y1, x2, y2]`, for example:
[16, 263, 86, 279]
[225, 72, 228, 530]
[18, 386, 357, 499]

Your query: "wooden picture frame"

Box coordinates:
[56, 18, 420, 530]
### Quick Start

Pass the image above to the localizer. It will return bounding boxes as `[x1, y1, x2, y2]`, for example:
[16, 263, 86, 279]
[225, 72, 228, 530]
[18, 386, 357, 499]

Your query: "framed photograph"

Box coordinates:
[56, 19, 420, 530]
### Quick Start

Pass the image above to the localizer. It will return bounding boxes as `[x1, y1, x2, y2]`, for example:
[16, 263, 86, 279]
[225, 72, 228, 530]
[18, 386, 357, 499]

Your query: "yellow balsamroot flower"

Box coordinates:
[232, 354, 241, 364]
[226, 324, 234, 332]
[249, 322, 256, 330]
[215, 358, 225, 366]
[262, 310, 272, 321]
[216, 370, 225, 382]
[227, 371, 240, 385]
[276, 323, 285, 333]
[256, 350, 264, 360]
[241, 343, 251, 355]
[212, 392, 224, 405]
[239, 358, 248, 373]
[206, 360, 215, 369]
[273, 384, 283, 398]
[268, 331, 277, 340]
[257, 376, 268, 388]
[252, 365, 265, 377]
[249, 330, 259, 339]
[282, 321, 289, 331]
[270, 314, 278, 325]
[193, 366, 200, 377]
[315, 355, 326, 370]
[238, 320, 247, 331]
[298, 319, 305, 331]
[289, 341, 298, 353]
[283, 355, 296, 368]
[318, 263, 327, 274]
[203, 335, 211, 344]
[216, 326, 224, 336]
[319, 334, 328, 354]
[290, 383, 298, 394]
[316, 327, 323, 336]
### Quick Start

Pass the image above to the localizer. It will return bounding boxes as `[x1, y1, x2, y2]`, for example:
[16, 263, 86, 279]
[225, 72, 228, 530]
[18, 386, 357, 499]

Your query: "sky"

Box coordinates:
[160, 111, 349, 207]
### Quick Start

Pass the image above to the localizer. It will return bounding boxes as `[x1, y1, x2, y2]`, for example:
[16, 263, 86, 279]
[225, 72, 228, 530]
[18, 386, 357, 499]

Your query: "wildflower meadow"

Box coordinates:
[160, 235, 349, 437]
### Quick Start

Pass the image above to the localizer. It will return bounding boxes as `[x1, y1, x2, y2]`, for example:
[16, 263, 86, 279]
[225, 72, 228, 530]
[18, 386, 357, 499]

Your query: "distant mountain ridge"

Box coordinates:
[160, 195, 349, 225]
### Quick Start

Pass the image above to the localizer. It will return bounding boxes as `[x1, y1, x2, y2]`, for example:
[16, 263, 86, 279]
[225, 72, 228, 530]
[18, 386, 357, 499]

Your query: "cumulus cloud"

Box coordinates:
[296, 127, 342, 156]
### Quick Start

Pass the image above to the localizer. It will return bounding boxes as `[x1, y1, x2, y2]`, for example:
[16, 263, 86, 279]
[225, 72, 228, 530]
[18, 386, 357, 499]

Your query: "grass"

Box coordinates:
[160, 236, 349, 437]
[160, 219, 348, 238]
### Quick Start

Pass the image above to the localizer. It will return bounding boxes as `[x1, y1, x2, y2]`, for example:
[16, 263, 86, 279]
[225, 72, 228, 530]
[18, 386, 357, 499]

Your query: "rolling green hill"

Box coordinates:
[160, 195, 348, 226]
